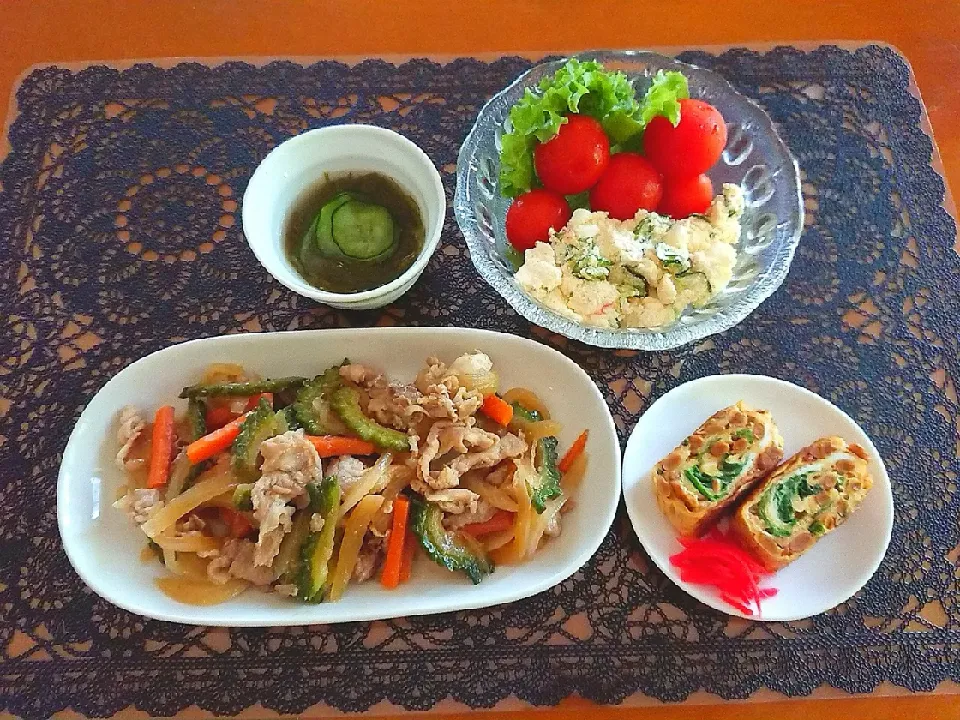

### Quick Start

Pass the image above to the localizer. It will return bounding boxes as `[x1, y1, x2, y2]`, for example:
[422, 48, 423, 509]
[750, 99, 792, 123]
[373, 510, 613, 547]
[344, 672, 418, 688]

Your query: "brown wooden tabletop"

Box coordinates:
[3, 1, 959, 718]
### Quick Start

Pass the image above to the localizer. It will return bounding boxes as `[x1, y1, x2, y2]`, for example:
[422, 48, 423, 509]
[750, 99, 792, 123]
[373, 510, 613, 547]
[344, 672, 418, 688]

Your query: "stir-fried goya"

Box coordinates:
[112, 353, 589, 605]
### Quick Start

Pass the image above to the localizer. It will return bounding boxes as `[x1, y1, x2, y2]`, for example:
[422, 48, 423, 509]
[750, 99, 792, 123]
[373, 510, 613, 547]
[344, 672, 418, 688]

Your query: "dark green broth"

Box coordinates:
[284, 172, 424, 293]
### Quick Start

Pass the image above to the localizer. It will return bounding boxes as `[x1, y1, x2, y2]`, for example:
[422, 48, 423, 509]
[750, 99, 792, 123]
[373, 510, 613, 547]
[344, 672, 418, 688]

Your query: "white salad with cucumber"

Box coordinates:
[515, 184, 744, 328]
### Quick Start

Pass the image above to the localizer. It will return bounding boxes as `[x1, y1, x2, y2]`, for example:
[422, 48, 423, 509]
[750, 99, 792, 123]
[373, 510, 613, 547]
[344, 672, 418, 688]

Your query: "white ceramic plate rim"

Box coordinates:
[621, 374, 894, 621]
[57, 327, 621, 626]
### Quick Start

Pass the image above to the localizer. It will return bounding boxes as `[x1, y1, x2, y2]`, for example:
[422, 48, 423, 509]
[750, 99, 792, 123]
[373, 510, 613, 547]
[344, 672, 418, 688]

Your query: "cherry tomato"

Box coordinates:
[643, 99, 727, 178]
[588, 153, 663, 220]
[658, 174, 714, 219]
[505, 189, 572, 251]
[533, 114, 610, 195]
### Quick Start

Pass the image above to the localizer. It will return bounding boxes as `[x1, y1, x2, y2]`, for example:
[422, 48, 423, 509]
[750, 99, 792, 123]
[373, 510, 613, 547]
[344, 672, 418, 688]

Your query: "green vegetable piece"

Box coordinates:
[314, 192, 397, 262]
[179, 377, 306, 399]
[297, 477, 342, 602]
[411, 500, 494, 584]
[758, 472, 819, 537]
[231, 399, 288, 481]
[683, 456, 747, 501]
[306, 481, 329, 513]
[674, 272, 712, 307]
[332, 198, 396, 260]
[275, 511, 314, 582]
[186, 398, 207, 440]
[527, 436, 562, 513]
[655, 243, 691, 274]
[292, 364, 344, 435]
[809, 520, 826, 536]
[505, 244, 525, 272]
[330, 386, 410, 451]
[684, 466, 721, 501]
[182, 398, 210, 489]
[146, 540, 164, 565]
[758, 483, 794, 538]
[233, 483, 254, 511]
[733, 428, 755, 442]
[569, 239, 613, 280]
[510, 402, 542, 424]
[311, 192, 353, 260]
[281, 406, 302, 431]
[638, 69, 689, 127]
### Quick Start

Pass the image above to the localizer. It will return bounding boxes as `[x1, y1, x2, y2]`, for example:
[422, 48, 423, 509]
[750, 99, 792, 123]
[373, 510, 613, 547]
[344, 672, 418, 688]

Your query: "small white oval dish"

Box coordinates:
[57, 327, 621, 626]
[622, 374, 893, 621]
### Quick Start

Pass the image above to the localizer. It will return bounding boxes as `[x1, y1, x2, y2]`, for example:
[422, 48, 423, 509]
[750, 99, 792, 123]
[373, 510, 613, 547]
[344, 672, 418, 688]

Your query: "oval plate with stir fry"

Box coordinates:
[57, 328, 620, 626]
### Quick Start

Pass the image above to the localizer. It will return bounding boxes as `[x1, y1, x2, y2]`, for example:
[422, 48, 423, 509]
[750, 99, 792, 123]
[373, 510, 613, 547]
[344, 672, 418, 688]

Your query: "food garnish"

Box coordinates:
[669, 529, 777, 616]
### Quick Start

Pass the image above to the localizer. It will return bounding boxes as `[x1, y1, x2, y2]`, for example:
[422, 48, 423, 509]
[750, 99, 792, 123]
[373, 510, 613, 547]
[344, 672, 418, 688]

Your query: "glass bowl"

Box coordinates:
[454, 50, 803, 350]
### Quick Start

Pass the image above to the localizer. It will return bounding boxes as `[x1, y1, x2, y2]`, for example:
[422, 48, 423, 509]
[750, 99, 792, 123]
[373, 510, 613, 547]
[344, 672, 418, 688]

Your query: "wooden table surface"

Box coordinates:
[3, 1, 959, 719]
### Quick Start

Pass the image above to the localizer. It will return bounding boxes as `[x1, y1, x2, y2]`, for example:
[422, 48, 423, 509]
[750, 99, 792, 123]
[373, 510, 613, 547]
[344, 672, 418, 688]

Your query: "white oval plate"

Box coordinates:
[622, 374, 893, 621]
[57, 328, 620, 627]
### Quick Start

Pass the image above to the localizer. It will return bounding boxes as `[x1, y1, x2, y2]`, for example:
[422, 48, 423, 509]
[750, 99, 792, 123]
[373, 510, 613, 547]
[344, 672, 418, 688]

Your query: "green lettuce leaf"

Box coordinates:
[639, 69, 689, 127]
[497, 60, 690, 197]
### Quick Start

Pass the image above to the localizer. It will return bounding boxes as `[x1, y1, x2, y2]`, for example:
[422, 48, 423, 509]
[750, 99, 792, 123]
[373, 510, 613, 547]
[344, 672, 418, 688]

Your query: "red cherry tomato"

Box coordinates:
[505, 189, 572, 251]
[658, 174, 714, 219]
[643, 99, 727, 178]
[588, 153, 663, 220]
[533, 114, 610, 195]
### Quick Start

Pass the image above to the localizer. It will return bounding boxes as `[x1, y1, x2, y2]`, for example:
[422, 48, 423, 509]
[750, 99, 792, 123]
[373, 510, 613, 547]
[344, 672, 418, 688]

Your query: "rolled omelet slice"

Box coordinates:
[731, 436, 873, 571]
[653, 401, 784, 536]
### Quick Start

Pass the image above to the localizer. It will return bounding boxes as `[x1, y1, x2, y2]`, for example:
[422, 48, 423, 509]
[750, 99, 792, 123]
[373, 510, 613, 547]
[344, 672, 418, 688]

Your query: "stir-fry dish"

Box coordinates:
[112, 352, 589, 605]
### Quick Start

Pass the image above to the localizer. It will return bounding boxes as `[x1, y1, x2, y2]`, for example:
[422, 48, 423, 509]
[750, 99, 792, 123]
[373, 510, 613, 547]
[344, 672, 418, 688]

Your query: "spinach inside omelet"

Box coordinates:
[653, 401, 784, 536]
[732, 436, 874, 571]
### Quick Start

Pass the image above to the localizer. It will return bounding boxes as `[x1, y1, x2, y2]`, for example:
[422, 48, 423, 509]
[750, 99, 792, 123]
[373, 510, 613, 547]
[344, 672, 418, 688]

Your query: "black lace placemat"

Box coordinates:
[1, 46, 958, 717]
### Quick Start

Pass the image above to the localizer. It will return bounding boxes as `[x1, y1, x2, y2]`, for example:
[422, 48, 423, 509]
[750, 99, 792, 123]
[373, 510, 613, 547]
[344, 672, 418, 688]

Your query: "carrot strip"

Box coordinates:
[305, 435, 377, 458]
[462, 509, 515, 537]
[558, 430, 589, 473]
[220, 507, 254, 538]
[186, 415, 245, 464]
[381, 497, 410, 589]
[480, 394, 514, 426]
[146, 406, 176, 488]
[399, 522, 417, 583]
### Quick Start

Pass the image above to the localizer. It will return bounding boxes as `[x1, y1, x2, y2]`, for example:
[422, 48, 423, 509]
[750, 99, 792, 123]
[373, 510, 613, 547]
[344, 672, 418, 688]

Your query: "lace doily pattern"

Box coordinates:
[1, 46, 958, 717]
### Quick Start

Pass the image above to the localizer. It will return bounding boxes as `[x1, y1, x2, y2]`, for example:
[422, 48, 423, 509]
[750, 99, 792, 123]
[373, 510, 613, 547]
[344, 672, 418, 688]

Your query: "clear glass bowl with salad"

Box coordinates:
[454, 50, 802, 350]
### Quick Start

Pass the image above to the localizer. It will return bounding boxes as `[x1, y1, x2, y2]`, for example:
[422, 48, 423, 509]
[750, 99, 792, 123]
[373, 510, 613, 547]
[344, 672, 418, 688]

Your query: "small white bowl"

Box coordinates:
[242, 125, 446, 310]
[621, 374, 893, 621]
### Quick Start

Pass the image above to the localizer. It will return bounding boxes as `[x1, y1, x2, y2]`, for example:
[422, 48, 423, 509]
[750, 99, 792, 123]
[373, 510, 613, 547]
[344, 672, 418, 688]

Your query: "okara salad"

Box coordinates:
[515, 185, 744, 329]
[113, 353, 589, 605]
[500, 59, 744, 329]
